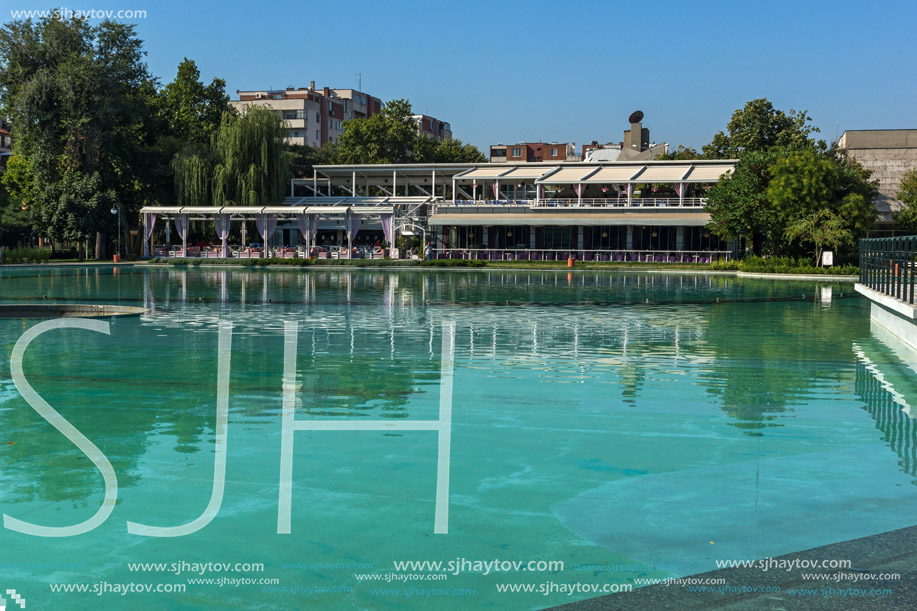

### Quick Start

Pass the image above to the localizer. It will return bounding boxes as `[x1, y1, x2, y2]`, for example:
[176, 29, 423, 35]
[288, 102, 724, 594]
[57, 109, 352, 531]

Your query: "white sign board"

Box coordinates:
[822, 251, 834, 267]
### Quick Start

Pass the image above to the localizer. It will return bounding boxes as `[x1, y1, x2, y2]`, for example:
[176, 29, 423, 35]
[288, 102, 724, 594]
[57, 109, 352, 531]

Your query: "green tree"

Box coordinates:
[702, 98, 821, 159]
[172, 107, 290, 208]
[288, 143, 338, 179]
[159, 58, 232, 144]
[334, 99, 485, 165]
[0, 15, 156, 257]
[335, 99, 417, 164]
[428, 137, 486, 163]
[895, 169, 917, 232]
[705, 149, 783, 253]
[783, 208, 852, 266]
[767, 149, 876, 245]
[659, 145, 699, 161]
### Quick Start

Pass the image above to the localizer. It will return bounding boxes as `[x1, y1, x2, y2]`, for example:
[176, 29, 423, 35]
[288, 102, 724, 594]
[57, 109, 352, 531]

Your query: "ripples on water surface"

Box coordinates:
[0, 266, 914, 609]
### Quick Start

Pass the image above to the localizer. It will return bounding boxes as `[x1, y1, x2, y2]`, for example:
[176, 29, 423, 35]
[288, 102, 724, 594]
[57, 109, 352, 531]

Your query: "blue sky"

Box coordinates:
[5, 0, 917, 153]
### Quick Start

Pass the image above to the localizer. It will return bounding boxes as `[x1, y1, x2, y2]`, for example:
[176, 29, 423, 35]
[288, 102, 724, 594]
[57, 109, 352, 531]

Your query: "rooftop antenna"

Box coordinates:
[355, 72, 363, 91]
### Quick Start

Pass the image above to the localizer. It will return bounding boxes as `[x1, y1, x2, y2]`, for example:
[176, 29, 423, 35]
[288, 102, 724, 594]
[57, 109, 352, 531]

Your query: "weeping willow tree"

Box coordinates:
[171, 106, 289, 207]
[211, 107, 289, 206]
[171, 145, 214, 207]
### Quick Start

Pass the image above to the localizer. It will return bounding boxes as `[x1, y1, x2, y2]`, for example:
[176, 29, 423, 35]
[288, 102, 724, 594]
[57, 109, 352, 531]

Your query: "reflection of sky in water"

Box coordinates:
[0, 267, 913, 610]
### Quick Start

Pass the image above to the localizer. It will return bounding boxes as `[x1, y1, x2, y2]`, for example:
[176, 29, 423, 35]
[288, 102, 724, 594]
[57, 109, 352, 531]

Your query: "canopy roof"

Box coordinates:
[429, 212, 711, 226]
[140, 205, 395, 217]
[311, 160, 737, 187]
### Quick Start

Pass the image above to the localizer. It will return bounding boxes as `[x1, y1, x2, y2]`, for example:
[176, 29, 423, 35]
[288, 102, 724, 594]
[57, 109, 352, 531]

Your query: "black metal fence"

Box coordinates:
[859, 236, 917, 304]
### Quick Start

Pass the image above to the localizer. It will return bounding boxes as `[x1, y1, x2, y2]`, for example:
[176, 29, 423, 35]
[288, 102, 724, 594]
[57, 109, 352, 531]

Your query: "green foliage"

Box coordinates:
[710, 255, 857, 275]
[705, 149, 783, 249]
[659, 145, 699, 161]
[702, 98, 821, 159]
[0, 15, 157, 256]
[416, 136, 486, 163]
[333, 98, 485, 165]
[159, 58, 231, 144]
[171, 144, 213, 207]
[706, 146, 877, 258]
[0, 247, 51, 264]
[37, 171, 118, 244]
[335, 99, 417, 164]
[783, 209, 852, 266]
[0, 16, 235, 255]
[767, 149, 876, 240]
[211, 107, 289, 206]
[171, 107, 290, 207]
[895, 169, 917, 233]
[288, 143, 337, 179]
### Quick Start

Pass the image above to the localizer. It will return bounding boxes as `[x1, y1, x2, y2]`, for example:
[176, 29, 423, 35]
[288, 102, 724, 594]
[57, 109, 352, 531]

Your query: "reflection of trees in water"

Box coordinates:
[855, 359, 917, 484]
[0, 340, 157, 504]
[700, 299, 867, 435]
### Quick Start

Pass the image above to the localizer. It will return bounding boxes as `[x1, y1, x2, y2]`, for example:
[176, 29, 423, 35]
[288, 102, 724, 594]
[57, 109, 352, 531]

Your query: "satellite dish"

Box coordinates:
[628, 110, 644, 123]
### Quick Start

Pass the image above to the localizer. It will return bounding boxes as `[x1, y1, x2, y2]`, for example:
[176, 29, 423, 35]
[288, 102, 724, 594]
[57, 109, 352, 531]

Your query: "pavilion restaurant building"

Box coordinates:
[307, 160, 737, 262]
[140, 160, 737, 261]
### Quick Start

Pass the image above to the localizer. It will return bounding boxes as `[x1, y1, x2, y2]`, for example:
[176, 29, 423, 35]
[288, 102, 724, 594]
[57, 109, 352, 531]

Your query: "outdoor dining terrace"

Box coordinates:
[431, 249, 732, 263]
[151, 244, 391, 260]
[439, 197, 708, 209]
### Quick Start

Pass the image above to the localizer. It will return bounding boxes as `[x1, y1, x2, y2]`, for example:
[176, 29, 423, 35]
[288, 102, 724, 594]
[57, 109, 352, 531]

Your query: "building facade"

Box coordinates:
[306, 160, 737, 261]
[232, 85, 455, 149]
[231, 83, 382, 147]
[490, 143, 580, 163]
[837, 129, 917, 227]
[413, 115, 452, 141]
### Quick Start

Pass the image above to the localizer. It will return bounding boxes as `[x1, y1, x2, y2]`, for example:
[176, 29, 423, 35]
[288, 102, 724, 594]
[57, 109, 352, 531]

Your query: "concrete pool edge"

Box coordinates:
[547, 524, 917, 610]
[136, 261, 858, 281]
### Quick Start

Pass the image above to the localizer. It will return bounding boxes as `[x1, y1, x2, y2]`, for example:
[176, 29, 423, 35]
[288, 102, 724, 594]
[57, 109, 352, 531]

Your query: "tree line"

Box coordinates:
[662, 98, 878, 265]
[0, 15, 485, 258]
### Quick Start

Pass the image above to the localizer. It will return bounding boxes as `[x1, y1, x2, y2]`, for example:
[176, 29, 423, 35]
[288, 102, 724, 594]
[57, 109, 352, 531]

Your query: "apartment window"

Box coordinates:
[511, 147, 522, 158]
[316, 112, 320, 122]
[328, 100, 333, 112]
[315, 130, 320, 140]
[293, 131, 300, 137]
[550, 147, 557, 156]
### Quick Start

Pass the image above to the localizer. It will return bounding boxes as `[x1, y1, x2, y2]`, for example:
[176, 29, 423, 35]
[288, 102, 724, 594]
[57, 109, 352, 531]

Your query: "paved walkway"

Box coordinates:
[549, 525, 917, 610]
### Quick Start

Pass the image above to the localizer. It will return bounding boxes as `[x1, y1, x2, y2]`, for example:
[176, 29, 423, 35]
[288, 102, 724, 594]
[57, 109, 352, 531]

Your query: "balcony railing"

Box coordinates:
[859, 236, 917, 304]
[439, 197, 707, 210]
[433, 248, 730, 263]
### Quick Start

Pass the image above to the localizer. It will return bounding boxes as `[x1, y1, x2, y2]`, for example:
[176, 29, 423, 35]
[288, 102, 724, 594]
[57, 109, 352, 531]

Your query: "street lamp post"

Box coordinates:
[110, 204, 120, 259]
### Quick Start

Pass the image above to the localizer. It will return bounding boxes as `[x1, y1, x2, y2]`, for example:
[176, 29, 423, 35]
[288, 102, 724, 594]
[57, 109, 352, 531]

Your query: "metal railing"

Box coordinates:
[433, 248, 731, 263]
[440, 198, 706, 210]
[859, 236, 917, 304]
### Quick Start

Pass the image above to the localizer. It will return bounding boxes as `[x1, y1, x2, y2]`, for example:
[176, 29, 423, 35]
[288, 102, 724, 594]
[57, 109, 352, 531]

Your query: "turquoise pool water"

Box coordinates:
[0, 266, 915, 610]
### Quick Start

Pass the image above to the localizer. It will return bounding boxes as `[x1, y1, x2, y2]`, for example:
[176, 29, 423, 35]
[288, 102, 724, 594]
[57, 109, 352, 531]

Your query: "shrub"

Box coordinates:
[1, 247, 52, 264]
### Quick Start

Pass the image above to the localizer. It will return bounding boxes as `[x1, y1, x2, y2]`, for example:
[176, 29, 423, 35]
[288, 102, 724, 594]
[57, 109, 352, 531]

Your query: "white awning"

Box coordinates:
[632, 165, 692, 183]
[455, 167, 514, 180]
[499, 166, 560, 180]
[580, 166, 643, 183]
[683, 164, 734, 181]
[429, 212, 710, 226]
[537, 167, 599, 184]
